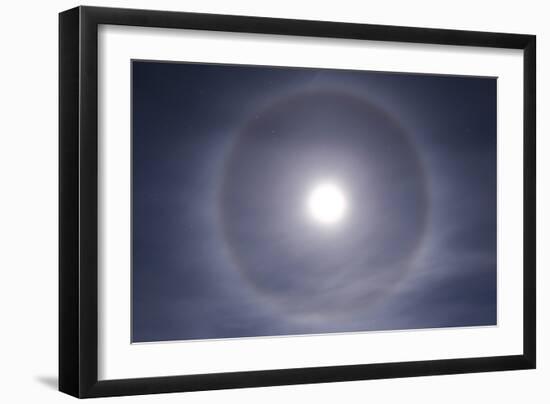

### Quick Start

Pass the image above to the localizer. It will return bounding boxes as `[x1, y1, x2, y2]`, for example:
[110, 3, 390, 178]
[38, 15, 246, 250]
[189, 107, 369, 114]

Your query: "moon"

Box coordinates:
[307, 182, 347, 225]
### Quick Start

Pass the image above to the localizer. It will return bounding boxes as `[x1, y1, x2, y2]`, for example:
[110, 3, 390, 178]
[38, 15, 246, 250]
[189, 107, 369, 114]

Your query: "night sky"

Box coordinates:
[131, 60, 496, 343]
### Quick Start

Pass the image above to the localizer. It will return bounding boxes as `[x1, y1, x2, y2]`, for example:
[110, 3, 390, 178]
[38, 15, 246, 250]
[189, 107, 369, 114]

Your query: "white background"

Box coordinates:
[0, 0, 546, 402]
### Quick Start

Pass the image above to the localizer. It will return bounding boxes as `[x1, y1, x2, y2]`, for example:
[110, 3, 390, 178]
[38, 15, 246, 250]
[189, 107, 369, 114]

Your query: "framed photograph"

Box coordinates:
[59, 6, 536, 398]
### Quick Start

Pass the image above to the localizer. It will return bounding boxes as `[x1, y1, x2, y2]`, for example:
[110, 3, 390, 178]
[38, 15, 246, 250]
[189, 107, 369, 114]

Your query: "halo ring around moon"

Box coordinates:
[218, 89, 430, 323]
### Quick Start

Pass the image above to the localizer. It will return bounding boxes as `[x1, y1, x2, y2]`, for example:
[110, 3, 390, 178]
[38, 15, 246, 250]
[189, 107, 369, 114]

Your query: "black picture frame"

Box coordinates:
[59, 5, 536, 398]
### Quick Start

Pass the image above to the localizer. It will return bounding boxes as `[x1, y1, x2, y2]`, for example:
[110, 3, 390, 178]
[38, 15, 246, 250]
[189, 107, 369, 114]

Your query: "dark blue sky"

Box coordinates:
[132, 60, 496, 343]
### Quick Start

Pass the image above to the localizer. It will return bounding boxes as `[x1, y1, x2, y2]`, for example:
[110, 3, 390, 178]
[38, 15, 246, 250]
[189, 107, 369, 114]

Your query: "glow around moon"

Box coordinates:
[307, 182, 348, 225]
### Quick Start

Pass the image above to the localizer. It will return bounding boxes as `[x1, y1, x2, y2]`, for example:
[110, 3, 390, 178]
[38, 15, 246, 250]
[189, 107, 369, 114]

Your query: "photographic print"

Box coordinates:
[131, 60, 497, 343]
[60, 7, 536, 397]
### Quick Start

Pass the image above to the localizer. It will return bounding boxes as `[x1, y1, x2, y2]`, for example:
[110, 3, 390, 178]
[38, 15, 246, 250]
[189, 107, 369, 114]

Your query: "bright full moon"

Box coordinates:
[307, 182, 348, 225]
